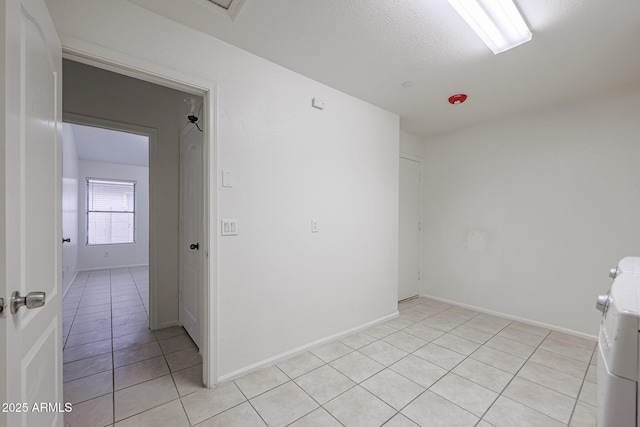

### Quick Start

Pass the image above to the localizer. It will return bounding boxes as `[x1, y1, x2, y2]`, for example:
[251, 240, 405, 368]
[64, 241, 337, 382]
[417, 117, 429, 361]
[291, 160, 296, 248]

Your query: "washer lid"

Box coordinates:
[616, 256, 640, 276]
[612, 274, 640, 316]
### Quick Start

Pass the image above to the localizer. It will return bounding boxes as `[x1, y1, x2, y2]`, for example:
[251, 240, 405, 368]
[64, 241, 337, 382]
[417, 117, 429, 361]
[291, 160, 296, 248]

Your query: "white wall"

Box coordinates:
[421, 84, 640, 337]
[77, 160, 149, 270]
[48, 0, 400, 378]
[400, 130, 425, 159]
[63, 61, 183, 328]
[61, 124, 79, 294]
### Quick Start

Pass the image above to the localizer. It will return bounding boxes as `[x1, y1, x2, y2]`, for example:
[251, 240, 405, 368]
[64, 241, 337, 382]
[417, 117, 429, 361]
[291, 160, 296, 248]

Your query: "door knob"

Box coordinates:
[190, 243, 199, 250]
[62, 237, 71, 243]
[10, 291, 46, 314]
[596, 293, 610, 314]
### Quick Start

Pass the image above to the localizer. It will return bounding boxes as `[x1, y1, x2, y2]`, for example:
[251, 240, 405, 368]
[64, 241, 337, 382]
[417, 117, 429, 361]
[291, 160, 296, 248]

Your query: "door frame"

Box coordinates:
[399, 154, 423, 300]
[61, 46, 218, 387]
[62, 113, 158, 326]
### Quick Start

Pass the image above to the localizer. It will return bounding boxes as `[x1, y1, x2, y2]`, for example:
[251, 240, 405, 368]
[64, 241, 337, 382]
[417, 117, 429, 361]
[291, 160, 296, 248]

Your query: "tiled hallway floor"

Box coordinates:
[63, 267, 204, 427]
[63, 269, 597, 426]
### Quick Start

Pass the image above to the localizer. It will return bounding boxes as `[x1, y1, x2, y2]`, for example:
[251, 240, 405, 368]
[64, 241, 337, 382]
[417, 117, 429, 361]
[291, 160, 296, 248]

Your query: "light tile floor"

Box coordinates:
[63, 269, 597, 426]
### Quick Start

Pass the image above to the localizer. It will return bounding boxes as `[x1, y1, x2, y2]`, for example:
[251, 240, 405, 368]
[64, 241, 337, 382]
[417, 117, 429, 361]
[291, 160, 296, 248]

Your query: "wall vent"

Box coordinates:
[206, 0, 246, 20]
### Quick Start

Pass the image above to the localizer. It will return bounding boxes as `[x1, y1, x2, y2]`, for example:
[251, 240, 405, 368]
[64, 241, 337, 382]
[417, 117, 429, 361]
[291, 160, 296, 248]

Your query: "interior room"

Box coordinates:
[3, 0, 640, 426]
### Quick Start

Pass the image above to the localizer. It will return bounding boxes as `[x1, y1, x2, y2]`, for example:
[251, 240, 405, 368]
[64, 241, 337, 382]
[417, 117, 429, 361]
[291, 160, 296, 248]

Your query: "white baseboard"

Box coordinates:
[62, 270, 80, 298]
[218, 311, 399, 383]
[157, 320, 179, 330]
[77, 263, 148, 272]
[421, 293, 598, 341]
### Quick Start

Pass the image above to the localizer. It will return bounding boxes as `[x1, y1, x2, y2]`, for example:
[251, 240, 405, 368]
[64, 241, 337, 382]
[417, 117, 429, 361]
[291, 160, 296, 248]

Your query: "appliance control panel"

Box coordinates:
[599, 262, 640, 381]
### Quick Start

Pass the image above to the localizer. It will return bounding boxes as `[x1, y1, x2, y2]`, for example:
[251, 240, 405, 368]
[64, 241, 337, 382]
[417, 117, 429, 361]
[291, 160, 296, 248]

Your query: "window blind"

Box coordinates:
[86, 178, 136, 245]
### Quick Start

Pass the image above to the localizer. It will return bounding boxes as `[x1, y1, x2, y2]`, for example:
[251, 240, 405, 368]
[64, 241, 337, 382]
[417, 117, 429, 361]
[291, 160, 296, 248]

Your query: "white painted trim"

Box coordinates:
[62, 270, 79, 298]
[63, 113, 158, 137]
[76, 264, 148, 272]
[158, 320, 180, 330]
[62, 113, 158, 327]
[421, 294, 598, 341]
[399, 155, 423, 299]
[204, 87, 217, 388]
[61, 39, 218, 387]
[399, 153, 423, 163]
[61, 35, 211, 94]
[218, 311, 399, 383]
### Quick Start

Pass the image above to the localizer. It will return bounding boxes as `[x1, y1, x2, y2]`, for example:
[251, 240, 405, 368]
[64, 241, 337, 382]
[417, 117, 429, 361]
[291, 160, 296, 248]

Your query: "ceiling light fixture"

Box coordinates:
[447, 0, 531, 54]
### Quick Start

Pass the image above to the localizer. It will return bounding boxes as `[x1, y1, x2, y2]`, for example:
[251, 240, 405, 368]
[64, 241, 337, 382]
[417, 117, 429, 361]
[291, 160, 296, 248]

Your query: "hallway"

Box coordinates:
[62, 267, 204, 426]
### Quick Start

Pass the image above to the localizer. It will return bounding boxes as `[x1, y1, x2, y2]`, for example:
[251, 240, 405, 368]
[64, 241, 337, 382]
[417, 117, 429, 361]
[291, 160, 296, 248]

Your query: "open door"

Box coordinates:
[179, 123, 204, 348]
[0, 0, 63, 426]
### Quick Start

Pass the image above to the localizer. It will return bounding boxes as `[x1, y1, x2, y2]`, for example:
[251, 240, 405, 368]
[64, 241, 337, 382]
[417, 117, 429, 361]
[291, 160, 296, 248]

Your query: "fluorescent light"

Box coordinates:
[447, 0, 532, 54]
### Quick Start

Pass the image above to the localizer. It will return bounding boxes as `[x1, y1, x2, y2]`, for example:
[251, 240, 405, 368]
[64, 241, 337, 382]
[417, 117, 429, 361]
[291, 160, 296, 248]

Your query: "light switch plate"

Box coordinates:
[222, 219, 238, 236]
[222, 170, 233, 187]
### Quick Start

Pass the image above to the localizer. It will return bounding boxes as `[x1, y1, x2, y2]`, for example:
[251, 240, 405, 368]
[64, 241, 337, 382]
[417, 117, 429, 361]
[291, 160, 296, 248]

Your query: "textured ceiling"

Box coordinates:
[128, 0, 640, 138]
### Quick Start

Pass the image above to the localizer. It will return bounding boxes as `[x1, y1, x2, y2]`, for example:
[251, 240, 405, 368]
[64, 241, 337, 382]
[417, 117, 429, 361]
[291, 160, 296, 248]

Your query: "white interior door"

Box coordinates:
[1, 0, 63, 425]
[398, 157, 421, 301]
[179, 124, 203, 348]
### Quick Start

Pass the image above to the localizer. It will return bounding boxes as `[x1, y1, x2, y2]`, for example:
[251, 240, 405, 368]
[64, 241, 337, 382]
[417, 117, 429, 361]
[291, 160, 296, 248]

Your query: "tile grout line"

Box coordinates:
[379, 305, 570, 425]
[232, 378, 272, 427]
[401, 315, 515, 424]
[274, 362, 348, 427]
[273, 307, 496, 425]
[65, 289, 596, 426]
[110, 268, 116, 426]
[402, 303, 595, 425]
[249, 307, 479, 425]
[63, 273, 89, 349]
[566, 344, 599, 426]
[473, 327, 552, 424]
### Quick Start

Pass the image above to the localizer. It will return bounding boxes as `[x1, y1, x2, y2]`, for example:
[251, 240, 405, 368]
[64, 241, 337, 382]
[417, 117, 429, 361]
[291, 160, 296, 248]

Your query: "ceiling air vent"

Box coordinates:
[209, 0, 233, 9]
[207, 0, 246, 19]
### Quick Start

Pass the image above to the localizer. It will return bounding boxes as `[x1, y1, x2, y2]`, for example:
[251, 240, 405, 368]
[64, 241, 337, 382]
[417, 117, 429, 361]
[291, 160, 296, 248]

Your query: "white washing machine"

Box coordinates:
[596, 256, 640, 426]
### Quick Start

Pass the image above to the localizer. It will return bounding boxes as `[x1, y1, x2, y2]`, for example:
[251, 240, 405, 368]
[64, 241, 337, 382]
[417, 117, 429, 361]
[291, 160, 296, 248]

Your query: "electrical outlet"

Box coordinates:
[311, 219, 319, 233]
[104, 251, 109, 258]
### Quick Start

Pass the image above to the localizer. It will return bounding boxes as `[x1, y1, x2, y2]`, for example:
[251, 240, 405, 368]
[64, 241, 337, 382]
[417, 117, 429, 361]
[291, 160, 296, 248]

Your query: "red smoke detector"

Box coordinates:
[448, 94, 468, 105]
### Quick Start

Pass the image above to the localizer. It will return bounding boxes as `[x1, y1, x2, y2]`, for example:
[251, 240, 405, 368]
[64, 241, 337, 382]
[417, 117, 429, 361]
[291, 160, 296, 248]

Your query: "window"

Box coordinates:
[86, 178, 136, 245]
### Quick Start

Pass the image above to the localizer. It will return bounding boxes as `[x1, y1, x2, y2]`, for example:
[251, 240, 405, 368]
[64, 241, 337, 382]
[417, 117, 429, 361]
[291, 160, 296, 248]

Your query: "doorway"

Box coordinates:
[398, 155, 422, 301]
[62, 122, 150, 293]
[60, 59, 211, 395]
